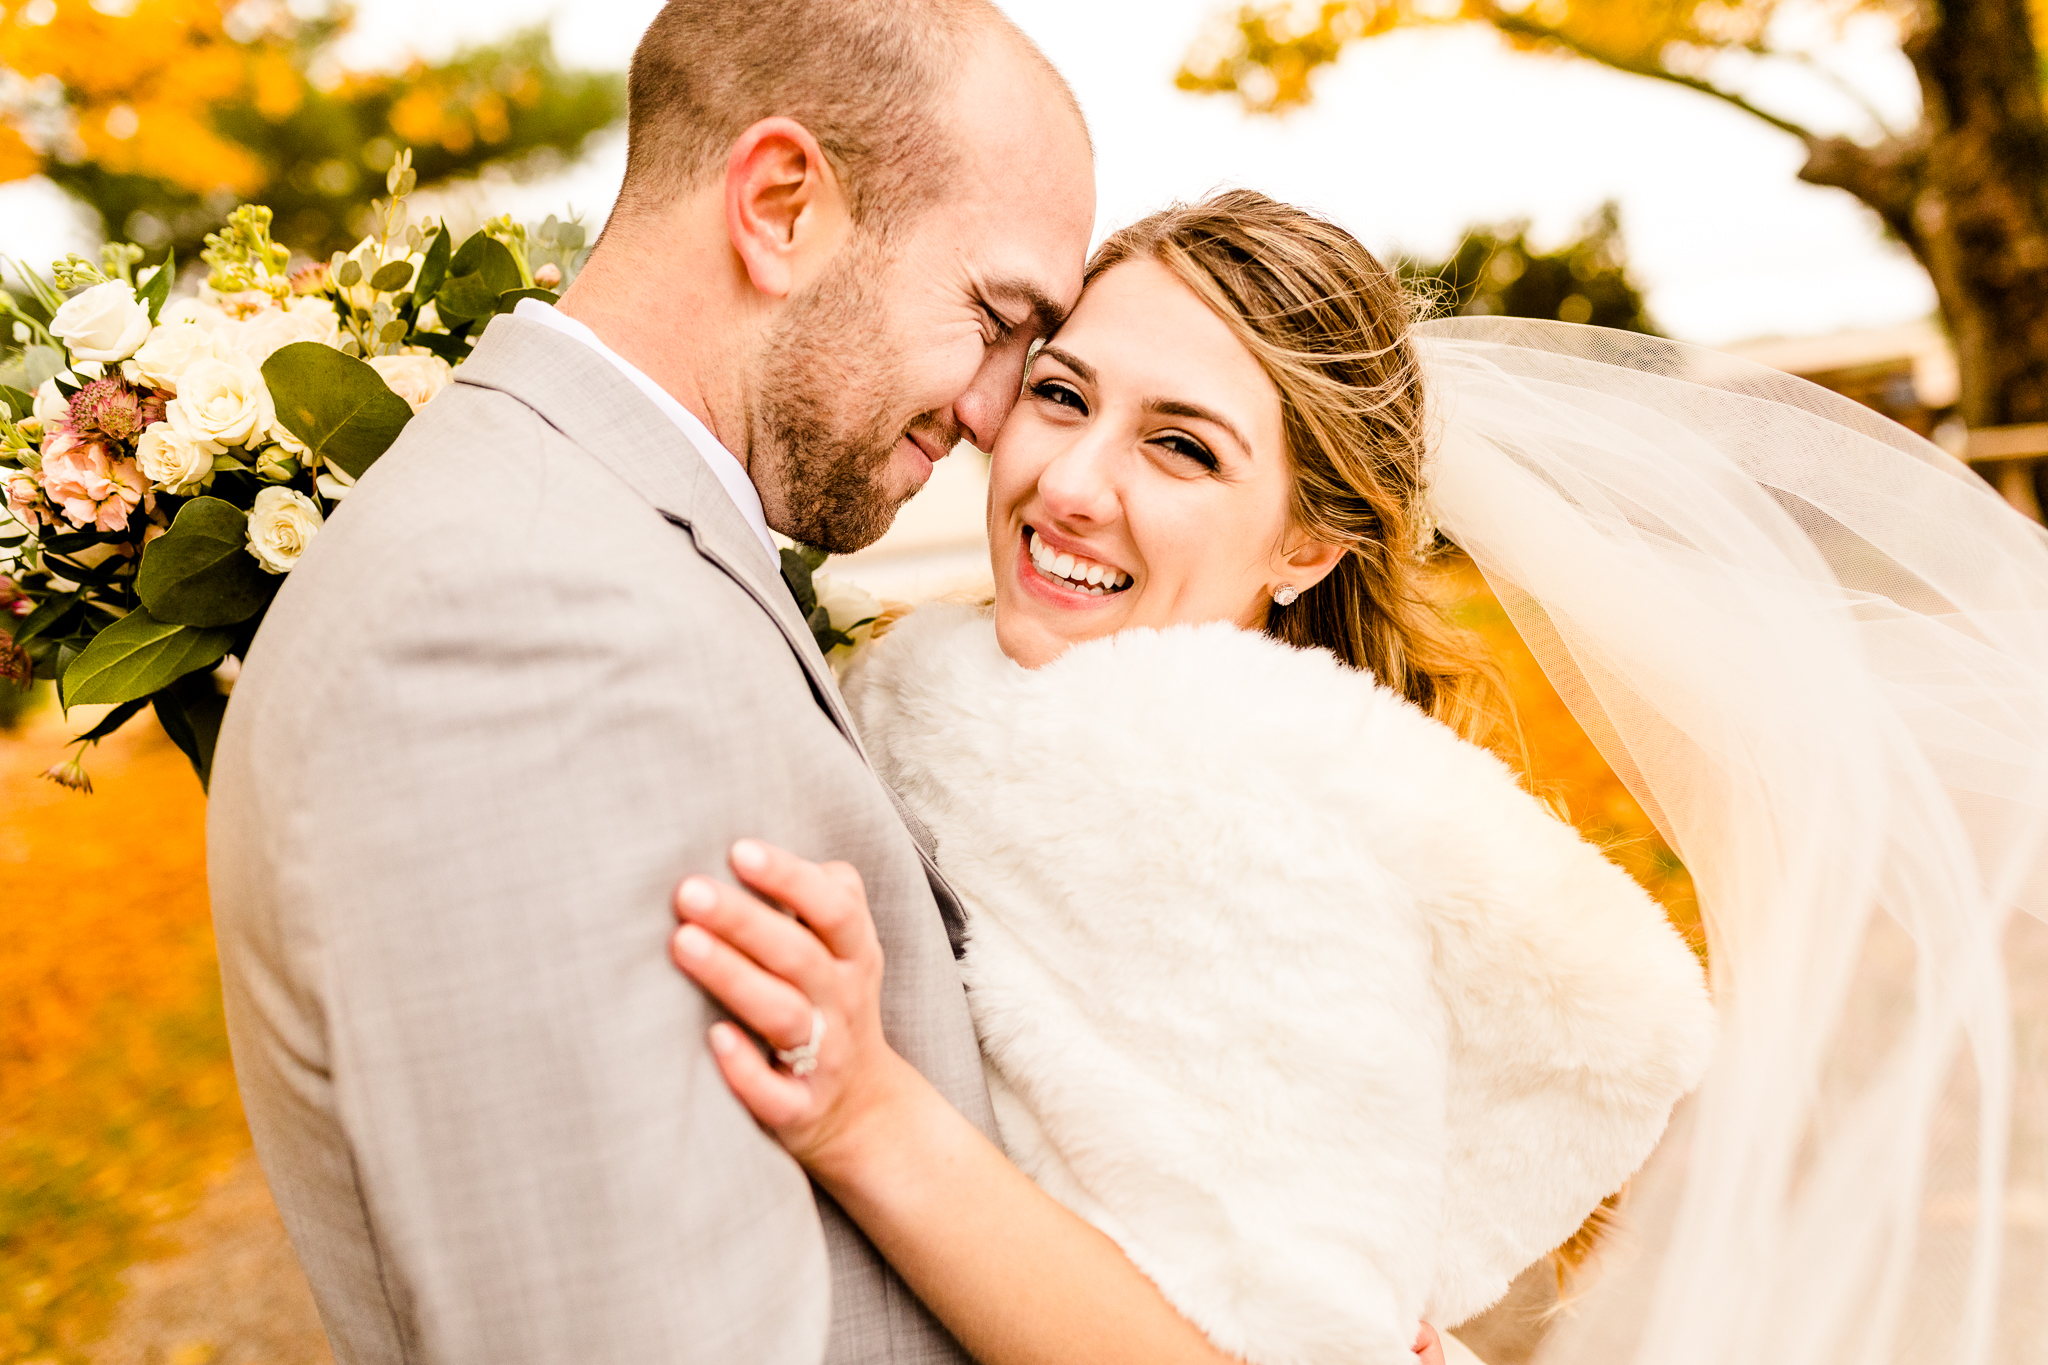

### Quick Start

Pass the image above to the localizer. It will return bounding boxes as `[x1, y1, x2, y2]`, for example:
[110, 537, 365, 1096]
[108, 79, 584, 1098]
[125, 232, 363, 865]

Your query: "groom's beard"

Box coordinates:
[751, 240, 955, 554]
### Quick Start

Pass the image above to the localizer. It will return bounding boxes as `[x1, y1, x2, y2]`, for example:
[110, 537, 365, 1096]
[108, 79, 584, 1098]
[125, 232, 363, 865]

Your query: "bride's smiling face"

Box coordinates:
[987, 257, 1339, 668]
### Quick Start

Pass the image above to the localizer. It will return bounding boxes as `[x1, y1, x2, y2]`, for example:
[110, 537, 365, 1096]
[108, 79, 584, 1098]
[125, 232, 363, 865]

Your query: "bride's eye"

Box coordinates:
[1153, 432, 1218, 471]
[1031, 379, 1087, 414]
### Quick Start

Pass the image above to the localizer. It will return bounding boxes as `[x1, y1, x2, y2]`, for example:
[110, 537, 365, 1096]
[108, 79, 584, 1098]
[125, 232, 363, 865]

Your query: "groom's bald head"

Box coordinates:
[613, 0, 1081, 233]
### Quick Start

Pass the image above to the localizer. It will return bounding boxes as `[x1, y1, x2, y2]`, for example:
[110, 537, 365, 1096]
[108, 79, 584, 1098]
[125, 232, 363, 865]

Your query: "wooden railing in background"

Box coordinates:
[1966, 425, 2048, 523]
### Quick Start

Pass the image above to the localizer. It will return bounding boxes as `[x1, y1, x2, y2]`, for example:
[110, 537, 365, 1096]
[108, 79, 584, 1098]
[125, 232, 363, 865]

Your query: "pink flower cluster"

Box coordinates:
[7, 377, 165, 534]
[0, 578, 28, 686]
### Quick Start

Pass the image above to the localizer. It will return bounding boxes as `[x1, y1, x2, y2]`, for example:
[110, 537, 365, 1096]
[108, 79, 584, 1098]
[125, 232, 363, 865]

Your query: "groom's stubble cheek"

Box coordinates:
[749, 236, 957, 554]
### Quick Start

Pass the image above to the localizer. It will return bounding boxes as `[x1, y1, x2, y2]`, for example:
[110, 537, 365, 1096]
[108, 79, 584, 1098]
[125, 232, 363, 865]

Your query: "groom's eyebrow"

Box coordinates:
[984, 278, 1068, 336]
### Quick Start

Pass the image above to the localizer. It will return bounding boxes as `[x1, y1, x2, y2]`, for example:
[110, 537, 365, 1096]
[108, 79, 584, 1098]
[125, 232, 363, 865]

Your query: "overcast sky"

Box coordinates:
[9, 0, 1935, 346]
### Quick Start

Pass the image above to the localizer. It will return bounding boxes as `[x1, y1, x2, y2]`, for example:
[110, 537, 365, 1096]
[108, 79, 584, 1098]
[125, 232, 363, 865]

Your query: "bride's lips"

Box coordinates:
[1013, 524, 1132, 609]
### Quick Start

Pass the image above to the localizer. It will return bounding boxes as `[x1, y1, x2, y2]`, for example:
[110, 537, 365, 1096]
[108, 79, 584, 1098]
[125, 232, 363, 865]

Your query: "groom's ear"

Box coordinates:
[725, 116, 853, 302]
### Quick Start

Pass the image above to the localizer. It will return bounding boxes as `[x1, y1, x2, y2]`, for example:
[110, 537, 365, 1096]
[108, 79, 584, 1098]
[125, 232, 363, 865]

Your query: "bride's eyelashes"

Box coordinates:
[1150, 430, 1219, 472]
[1030, 377, 1088, 413]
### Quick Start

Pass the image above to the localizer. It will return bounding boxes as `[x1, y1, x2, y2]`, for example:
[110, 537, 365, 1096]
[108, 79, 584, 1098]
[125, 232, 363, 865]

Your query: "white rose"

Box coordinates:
[136, 420, 212, 492]
[246, 485, 323, 574]
[33, 376, 74, 425]
[285, 296, 341, 347]
[167, 353, 275, 452]
[226, 297, 341, 364]
[367, 353, 453, 413]
[159, 297, 232, 333]
[813, 571, 885, 661]
[125, 322, 224, 392]
[49, 279, 154, 362]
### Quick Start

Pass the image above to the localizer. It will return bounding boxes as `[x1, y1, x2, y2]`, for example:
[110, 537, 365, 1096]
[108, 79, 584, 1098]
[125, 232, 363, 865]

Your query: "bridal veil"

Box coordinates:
[1417, 318, 2048, 1365]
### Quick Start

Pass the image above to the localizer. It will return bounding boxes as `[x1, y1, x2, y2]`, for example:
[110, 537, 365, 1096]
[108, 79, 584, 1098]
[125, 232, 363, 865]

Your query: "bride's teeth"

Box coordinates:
[1026, 529, 1129, 594]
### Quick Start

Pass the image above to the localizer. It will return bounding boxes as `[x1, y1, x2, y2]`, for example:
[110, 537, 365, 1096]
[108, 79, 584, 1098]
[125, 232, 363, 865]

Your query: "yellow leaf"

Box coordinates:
[0, 124, 39, 185]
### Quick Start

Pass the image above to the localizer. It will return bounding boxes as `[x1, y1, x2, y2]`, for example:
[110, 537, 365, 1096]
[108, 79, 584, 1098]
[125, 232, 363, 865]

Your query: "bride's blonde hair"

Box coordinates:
[1086, 190, 1514, 755]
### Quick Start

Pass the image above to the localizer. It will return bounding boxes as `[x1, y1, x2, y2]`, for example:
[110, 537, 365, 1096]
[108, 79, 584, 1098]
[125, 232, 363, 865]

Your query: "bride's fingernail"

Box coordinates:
[731, 839, 766, 872]
[708, 1023, 739, 1054]
[678, 877, 716, 914]
[676, 924, 712, 959]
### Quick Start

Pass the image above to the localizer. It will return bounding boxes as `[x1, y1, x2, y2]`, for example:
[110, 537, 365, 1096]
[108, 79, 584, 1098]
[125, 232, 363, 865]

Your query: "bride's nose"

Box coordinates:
[1036, 433, 1120, 527]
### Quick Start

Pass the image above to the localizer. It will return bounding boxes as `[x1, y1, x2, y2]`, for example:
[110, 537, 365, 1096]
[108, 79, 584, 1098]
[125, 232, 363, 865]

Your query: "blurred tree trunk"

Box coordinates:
[1802, 0, 2048, 428]
[1181, 0, 2048, 503]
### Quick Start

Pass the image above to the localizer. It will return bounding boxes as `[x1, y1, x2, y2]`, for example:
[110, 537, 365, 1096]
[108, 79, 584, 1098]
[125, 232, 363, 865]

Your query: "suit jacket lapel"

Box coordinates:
[453, 316, 970, 950]
[453, 315, 863, 753]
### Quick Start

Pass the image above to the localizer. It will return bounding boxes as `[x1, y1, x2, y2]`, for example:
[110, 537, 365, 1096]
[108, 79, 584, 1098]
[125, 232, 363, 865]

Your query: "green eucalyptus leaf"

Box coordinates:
[434, 273, 493, 322]
[495, 286, 557, 315]
[412, 221, 452, 307]
[138, 248, 174, 323]
[449, 229, 489, 276]
[135, 496, 275, 626]
[0, 384, 31, 420]
[336, 258, 363, 288]
[262, 341, 413, 479]
[154, 667, 229, 790]
[556, 222, 586, 252]
[73, 696, 148, 745]
[60, 607, 231, 708]
[24, 345, 66, 389]
[14, 591, 81, 645]
[369, 260, 415, 293]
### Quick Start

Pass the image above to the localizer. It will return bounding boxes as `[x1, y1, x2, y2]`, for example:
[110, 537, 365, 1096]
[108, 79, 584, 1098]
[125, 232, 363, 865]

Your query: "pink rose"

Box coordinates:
[5, 471, 51, 529]
[39, 435, 146, 532]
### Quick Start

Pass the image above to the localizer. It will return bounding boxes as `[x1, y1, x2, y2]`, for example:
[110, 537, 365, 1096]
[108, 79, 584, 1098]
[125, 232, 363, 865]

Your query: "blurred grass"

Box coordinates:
[0, 703, 246, 1364]
[0, 562, 1698, 1358]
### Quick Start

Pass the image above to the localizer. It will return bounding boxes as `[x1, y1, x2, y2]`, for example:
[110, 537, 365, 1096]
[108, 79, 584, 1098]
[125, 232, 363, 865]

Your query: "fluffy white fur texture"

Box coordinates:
[842, 605, 1716, 1364]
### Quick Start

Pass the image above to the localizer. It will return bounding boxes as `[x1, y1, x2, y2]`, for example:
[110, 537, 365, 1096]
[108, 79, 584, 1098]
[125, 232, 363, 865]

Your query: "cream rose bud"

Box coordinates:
[136, 420, 212, 492]
[814, 572, 884, 651]
[126, 322, 222, 391]
[32, 377, 74, 425]
[167, 353, 275, 452]
[246, 486, 324, 574]
[367, 353, 453, 414]
[159, 297, 232, 333]
[50, 279, 154, 362]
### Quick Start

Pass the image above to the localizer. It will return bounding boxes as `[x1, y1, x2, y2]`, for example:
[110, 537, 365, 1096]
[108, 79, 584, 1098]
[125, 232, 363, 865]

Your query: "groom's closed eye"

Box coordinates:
[981, 277, 1070, 343]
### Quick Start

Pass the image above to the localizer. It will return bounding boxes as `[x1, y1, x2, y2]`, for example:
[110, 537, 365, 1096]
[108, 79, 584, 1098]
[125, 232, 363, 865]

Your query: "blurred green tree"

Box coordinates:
[1401, 200, 1659, 333]
[1178, 0, 2048, 435]
[0, 0, 623, 261]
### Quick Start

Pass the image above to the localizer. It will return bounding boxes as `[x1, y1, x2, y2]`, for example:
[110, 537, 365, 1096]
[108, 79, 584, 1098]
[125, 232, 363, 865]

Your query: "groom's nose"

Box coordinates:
[952, 341, 1036, 449]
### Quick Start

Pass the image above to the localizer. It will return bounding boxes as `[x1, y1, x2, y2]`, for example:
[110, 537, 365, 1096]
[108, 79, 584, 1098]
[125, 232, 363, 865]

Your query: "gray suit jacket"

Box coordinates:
[207, 315, 995, 1364]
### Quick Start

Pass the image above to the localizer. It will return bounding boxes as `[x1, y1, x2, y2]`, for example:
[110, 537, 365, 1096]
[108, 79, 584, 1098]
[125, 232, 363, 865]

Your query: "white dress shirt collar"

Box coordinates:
[511, 298, 776, 563]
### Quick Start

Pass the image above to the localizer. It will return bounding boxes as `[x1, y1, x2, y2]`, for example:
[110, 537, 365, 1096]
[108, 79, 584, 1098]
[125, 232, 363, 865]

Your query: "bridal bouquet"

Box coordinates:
[0, 151, 584, 790]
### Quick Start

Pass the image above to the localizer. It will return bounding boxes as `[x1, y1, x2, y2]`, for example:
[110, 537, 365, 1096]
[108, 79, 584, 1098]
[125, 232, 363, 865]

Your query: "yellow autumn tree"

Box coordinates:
[1179, 0, 2048, 451]
[0, 0, 622, 260]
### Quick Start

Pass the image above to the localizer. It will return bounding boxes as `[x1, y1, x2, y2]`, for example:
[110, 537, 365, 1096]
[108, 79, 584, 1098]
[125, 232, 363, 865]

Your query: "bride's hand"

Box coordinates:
[669, 839, 921, 1180]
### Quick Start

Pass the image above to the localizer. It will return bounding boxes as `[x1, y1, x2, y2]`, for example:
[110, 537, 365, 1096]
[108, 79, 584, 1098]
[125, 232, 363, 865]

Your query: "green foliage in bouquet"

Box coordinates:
[0, 150, 582, 791]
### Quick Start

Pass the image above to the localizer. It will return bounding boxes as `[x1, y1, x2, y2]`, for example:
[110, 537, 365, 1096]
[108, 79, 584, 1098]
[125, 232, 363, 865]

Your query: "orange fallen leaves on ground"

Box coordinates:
[0, 700, 244, 1364]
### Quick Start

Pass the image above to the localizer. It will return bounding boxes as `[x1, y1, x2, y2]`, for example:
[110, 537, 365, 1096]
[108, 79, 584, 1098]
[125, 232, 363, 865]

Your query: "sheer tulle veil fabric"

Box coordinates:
[1415, 319, 2048, 1363]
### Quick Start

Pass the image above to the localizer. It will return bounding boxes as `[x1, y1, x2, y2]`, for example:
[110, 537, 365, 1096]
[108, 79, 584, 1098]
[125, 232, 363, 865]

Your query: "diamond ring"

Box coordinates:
[775, 1008, 827, 1078]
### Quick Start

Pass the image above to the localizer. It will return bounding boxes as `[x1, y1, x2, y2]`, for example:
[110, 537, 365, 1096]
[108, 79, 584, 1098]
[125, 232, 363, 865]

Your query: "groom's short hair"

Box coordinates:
[615, 0, 1057, 231]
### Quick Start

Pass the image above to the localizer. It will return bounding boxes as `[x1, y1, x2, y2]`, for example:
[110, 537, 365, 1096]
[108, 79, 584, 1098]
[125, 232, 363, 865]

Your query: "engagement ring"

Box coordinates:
[776, 1008, 827, 1078]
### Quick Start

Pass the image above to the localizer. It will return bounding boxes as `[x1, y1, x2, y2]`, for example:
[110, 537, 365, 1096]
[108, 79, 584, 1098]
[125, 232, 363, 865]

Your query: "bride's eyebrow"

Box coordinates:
[1146, 398, 1249, 458]
[1035, 344, 1094, 382]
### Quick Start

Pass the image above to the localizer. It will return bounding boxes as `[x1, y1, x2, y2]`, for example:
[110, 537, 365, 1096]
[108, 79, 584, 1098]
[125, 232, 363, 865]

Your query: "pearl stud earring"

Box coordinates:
[1273, 585, 1299, 607]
